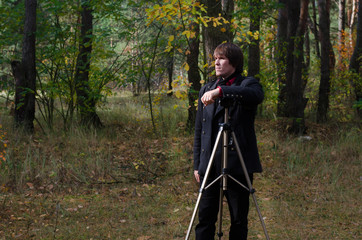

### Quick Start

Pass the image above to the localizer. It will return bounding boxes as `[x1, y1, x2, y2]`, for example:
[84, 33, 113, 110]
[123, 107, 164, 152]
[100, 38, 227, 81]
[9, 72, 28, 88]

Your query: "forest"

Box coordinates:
[0, 0, 361, 239]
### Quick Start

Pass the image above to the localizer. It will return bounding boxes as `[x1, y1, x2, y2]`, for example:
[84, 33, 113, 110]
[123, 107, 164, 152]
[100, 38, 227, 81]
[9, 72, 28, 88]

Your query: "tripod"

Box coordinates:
[185, 106, 270, 240]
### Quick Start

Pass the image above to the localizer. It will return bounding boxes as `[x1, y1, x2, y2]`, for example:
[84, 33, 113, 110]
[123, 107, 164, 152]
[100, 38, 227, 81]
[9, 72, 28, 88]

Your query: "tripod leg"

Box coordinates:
[217, 113, 229, 240]
[231, 132, 270, 240]
[185, 128, 224, 240]
[217, 186, 224, 239]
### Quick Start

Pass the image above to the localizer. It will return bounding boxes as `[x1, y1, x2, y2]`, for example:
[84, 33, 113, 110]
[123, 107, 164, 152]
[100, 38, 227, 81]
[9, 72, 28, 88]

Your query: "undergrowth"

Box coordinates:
[0, 93, 360, 239]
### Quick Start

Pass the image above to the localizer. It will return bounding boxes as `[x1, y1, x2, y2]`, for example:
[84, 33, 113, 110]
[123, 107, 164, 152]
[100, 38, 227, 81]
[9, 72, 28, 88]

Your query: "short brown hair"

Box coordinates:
[214, 42, 244, 73]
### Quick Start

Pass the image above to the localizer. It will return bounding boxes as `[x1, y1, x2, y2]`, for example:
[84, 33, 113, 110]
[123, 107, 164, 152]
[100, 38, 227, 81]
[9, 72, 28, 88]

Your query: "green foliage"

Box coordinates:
[353, 98, 362, 110]
[0, 0, 360, 131]
[0, 1, 24, 95]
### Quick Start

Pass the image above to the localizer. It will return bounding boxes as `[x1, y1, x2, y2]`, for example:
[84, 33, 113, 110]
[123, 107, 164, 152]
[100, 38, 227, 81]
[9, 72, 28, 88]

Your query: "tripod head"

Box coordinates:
[219, 98, 234, 107]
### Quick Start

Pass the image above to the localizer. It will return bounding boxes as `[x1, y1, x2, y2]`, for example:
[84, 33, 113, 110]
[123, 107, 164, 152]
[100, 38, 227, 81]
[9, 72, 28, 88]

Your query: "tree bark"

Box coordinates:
[13, 0, 37, 133]
[186, 22, 201, 131]
[248, 0, 261, 78]
[317, 0, 333, 123]
[338, 0, 346, 67]
[222, 0, 235, 43]
[287, 0, 309, 134]
[285, 0, 300, 114]
[349, 0, 362, 118]
[339, 0, 346, 47]
[311, 0, 321, 58]
[166, 49, 174, 96]
[75, 0, 102, 128]
[276, 0, 288, 117]
[202, 0, 230, 82]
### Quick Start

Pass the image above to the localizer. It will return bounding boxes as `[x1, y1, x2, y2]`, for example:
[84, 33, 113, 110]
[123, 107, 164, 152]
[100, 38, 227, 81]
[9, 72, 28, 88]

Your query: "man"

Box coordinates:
[193, 42, 264, 239]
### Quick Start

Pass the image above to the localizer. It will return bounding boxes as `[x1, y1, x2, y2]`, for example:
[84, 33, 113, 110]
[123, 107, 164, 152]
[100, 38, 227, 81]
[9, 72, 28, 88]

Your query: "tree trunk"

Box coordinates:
[338, 0, 346, 66]
[222, 0, 235, 43]
[285, 0, 300, 119]
[349, 0, 362, 118]
[276, 0, 288, 117]
[75, 0, 102, 128]
[311, 0, 321, 58]
[347, 0, 358, 29]
[166, 49, 174, 96]
[317, 0, 333, 123]
[339, 0, 346, 45]
[305, 29, 311, 70]
[186, 22, 202, 131]
[13, 0, 37, 133]
[287, 0, 309, 134]
[202, 0, 230, 82]
[248, 0, 261, 78]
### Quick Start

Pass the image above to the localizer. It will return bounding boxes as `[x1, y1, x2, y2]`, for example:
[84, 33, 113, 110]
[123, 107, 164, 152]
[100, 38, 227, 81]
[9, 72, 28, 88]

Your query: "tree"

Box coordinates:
[276, 0, 288, 117]
[140, 25, 164, 134]
[311, 0, 321, 58]
[349, 0, 362, 118]
[221, 0, 235, 42]
[290, 0, 309, 133]
[75, 0, 102, 128]
[338, 0, 346, 62]
[317, 0, 334, 123]
[248, 0, 261, 77]
[186, 22, 201, 131]
[201, 0, 231, 82]
[166, 48, 175, 96]
[12, 0, 37, 133]
[277, 0, 309, 134]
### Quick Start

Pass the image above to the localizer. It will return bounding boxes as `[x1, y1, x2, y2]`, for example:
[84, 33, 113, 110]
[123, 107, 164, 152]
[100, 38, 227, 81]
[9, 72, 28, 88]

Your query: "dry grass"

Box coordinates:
[0, 95, 360, 239]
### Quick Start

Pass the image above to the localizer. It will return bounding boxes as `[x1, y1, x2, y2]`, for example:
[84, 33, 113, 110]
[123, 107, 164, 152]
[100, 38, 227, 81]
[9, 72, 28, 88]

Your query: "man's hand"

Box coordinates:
[194, 170, 200, 183]
[201, 89, 219, 106]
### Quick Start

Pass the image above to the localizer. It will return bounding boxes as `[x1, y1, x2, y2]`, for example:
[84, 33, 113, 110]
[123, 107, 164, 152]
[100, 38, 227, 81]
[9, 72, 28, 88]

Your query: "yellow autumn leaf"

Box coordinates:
[184, 63, 190, 71]
[175, 90, 183, 98]
[182, 30, 191, 39]
[220, 28, 226, 32]
[164, 45, 173, 52]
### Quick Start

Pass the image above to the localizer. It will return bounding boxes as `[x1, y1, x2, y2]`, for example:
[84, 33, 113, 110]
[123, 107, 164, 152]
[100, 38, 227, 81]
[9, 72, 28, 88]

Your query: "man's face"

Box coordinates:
[214, 54, 236, 79]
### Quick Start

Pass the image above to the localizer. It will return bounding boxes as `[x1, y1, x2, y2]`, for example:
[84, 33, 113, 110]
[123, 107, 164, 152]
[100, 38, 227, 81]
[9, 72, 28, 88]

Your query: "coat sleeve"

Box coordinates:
[219, 77, 264, 105]
[193, 87, 205, 171]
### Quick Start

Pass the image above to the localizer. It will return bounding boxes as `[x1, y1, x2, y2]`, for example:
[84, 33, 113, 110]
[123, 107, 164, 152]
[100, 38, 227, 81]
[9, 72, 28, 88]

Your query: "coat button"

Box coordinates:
[201, 149, 205, 152]
[202, 131, 205, 134]
[203, 118, 206, 122]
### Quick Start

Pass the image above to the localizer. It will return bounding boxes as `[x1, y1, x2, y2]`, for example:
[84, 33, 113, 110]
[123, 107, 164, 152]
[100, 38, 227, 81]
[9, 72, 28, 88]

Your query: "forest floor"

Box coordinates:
[0, 96, 361, 239]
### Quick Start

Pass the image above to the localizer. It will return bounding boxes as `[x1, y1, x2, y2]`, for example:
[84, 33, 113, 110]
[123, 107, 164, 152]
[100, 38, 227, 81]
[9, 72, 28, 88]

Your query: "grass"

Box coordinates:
[0, 93, 361, 239]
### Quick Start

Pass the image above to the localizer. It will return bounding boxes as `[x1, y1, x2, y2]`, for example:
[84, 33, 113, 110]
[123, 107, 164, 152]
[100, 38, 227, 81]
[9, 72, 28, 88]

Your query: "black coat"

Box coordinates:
[193, 74, 264, 176]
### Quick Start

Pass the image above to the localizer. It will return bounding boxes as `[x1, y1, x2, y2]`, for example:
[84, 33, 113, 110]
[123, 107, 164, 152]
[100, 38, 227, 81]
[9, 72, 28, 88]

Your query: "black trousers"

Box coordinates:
[195, 173, 253, 240]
